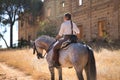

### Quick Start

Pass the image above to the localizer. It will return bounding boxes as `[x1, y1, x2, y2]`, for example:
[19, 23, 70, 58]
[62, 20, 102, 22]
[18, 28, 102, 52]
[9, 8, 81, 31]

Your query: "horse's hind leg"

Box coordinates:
[76, 71, 84, 80]
[74, 66, 84, 80]
[85, 65, 90, 80]
[49, 66, 55, 80]
[56, 67, 62, 80]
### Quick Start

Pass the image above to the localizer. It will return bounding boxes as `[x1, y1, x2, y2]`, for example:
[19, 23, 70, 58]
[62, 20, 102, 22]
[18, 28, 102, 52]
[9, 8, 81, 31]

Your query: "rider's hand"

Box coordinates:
[55, 35, 61, 40]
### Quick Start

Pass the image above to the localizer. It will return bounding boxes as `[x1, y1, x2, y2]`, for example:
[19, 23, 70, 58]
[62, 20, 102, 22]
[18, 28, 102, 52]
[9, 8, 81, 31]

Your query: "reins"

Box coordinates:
[46, 40, 57, 53]
[33, 43, 44, 59]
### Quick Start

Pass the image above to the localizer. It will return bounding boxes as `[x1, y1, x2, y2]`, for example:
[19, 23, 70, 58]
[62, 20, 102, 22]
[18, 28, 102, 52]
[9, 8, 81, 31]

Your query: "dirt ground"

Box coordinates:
[0, 48, 120, 80]
[0, 63, 33, 80]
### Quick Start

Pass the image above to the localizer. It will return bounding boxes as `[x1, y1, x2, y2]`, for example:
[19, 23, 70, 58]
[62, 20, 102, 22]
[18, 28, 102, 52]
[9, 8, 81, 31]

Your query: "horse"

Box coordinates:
[33, 35, 96, 80]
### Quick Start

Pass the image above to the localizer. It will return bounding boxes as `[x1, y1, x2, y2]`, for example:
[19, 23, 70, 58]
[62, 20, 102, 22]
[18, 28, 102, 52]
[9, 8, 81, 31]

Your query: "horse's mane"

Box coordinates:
[35, 35, 55, 45]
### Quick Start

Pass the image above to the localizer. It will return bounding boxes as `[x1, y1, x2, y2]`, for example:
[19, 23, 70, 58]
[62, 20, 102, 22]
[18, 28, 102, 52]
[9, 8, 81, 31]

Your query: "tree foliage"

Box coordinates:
[37, 21, 58, 37]
[0, 0, 43, 48]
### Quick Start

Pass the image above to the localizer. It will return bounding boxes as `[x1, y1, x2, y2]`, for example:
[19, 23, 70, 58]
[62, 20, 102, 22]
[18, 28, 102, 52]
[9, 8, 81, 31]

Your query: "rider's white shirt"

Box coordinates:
[59, 20, 80, 36]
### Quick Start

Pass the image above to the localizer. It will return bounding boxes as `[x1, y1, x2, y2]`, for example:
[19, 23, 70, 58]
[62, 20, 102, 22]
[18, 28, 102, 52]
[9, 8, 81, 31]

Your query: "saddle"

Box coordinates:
[60, 38, 77, 50]
[60, 39, 71, 49]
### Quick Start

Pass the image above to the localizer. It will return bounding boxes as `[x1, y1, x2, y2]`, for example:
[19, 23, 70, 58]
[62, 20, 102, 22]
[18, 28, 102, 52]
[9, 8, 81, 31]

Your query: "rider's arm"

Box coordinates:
[73, 23, 80, 35]
[73, 23, 80, 39]
[58, 23, 64, 36]
[56, 23, 64, 40]
[76, 33, 80, 40]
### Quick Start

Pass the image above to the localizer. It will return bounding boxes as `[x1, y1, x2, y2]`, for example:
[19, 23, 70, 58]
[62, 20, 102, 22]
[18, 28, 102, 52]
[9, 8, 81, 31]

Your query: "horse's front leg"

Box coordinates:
[49, 66, 55, 80]
[56, 67, 62, 80]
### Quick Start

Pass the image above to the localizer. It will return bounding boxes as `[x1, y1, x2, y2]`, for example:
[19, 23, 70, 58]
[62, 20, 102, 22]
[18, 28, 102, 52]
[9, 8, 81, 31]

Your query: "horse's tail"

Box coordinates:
[85, 46, 97, 80]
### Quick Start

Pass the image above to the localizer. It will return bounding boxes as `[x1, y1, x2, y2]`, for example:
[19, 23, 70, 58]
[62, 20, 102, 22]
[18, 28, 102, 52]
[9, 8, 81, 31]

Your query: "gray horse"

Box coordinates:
[33, 35, 96, 80]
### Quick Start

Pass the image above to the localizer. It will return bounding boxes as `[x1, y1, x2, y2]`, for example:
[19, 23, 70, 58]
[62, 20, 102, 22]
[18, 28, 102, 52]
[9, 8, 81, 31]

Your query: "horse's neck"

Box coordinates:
[43, 39, 55, 51]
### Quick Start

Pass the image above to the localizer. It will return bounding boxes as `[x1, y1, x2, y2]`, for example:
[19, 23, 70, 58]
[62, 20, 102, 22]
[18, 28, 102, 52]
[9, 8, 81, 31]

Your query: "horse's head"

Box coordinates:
[33, 35, 55, 59]
[33, 41, 47, 59]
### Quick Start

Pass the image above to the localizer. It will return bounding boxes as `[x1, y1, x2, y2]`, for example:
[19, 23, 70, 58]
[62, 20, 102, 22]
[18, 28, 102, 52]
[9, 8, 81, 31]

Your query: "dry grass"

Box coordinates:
[0, 49, 50, 80]
[94, 49, 120, 80]
[0, 48, 120, 80]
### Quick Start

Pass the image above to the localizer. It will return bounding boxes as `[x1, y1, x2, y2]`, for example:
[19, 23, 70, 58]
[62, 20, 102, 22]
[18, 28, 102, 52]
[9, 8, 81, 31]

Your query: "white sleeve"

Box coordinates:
[58, 23, 64, 36]
[73, 23, 80, 34]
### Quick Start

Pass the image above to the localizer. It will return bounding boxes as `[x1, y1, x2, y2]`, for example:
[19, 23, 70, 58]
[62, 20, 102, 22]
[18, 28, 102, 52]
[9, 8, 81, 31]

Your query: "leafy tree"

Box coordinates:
[0, 0, 43, 48]
[37, 21, 58, 37]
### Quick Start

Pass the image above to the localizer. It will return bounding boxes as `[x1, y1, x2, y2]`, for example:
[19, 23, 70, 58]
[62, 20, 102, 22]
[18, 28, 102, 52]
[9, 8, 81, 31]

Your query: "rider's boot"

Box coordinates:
[53, 50, 61, 67]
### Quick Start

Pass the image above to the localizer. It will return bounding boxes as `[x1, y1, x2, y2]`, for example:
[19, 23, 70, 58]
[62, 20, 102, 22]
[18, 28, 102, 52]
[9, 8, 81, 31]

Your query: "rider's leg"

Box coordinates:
[53, 39, 65, 67]
[53, 42, 61, 66]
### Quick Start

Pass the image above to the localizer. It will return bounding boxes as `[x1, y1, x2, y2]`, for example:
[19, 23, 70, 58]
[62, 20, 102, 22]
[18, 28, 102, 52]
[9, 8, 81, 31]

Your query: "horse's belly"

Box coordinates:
[59, 51, 73, 67]
[60, 61, 73, 67]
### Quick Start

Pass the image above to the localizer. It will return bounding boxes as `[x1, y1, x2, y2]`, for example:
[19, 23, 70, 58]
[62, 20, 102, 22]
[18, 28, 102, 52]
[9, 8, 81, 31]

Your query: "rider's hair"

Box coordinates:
[64, 13, 71, 20]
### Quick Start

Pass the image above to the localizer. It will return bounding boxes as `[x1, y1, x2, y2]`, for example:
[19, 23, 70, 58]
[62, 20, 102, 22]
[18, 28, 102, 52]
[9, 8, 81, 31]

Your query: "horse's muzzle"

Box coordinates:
[37, 53, 44, 59]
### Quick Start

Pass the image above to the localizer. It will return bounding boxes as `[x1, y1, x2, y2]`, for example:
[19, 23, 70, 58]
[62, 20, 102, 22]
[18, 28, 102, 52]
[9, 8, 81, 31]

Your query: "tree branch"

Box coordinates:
[1, 16, 8, 21]
[13, 7, 18, 23]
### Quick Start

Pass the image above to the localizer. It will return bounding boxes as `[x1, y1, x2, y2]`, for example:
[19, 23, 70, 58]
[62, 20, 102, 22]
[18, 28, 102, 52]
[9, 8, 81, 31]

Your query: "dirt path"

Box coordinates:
[0, 63, 33, 80]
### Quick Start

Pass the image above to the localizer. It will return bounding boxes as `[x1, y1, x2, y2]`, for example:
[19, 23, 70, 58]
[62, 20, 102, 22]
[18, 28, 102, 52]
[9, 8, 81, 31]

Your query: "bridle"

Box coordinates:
[33, 43, 44, 59]
[33, 41, 56, 59]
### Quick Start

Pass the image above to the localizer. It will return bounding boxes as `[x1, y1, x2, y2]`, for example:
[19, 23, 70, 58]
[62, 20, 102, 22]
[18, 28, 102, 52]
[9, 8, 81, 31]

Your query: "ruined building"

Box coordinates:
[19, 0, 120, 41]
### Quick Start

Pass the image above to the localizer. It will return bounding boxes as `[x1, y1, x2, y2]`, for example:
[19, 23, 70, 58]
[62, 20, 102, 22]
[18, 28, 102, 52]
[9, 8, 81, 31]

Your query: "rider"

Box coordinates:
[53, 13, 80, 67]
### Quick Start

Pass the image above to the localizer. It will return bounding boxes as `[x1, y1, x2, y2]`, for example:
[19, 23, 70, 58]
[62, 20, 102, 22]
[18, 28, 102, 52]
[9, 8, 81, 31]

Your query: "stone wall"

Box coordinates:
[18, 0, 120, 41]
[43, 0, 120, 41]
[18, 18, 40, 41]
